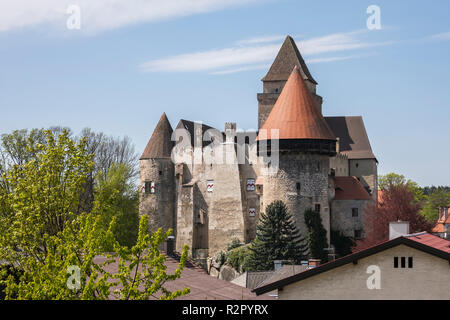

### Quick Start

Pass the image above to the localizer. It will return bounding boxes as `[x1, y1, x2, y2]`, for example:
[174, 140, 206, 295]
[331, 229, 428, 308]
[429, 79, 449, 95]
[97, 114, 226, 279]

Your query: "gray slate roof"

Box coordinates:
[262, 35, 317, 84]
[325, 116, 377, 160]
[140, 113, 174, 159]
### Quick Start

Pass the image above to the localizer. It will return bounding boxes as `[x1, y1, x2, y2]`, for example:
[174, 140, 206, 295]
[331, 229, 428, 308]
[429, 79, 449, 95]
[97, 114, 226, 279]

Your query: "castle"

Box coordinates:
[139, 36, 378, 262]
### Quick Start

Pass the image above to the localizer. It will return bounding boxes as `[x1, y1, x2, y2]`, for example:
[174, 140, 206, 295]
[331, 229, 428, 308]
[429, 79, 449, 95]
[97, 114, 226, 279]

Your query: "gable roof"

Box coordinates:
[262, 35, 317, 84]
[334, 176, 372, 200]
[140, 113, 174, 159]
[325, 116, 376, 161]
[257, 66, 336, 141]
[175, 119, 218, 148]
[253, 233, 450, 295]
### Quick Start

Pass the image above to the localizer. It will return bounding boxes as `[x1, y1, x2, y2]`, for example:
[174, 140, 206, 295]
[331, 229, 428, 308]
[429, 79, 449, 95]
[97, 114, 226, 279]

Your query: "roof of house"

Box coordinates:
[262, 35, 317, 84]
[406, 232, 450, 253]
[257, 66, 336, 141]
[253, 233, 450, 295]
[94, 253, 274, 300]
[334, 176, 372, 200]
[140, 113, 174, 159]
[325, 116, 376, 161]
[246, 271, 275, 290]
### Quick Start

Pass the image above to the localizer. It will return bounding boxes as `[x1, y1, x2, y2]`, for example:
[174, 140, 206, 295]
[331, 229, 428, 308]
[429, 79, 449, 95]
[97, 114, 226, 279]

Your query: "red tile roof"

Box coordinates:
[405, 232, 450, 253]
[257, 66, 336, 141]
[334, 176, 372, 200]
[94, 254, 274, 300]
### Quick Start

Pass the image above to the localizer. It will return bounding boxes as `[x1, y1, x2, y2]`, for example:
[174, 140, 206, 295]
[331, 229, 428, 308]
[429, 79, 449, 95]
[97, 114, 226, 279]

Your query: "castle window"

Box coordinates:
[296, 182, 301, 192]
[394, 257, 399, 268]
[356, 163, 359, 168]
[206, 180, 214, 192]
[352, 208, 359, 217]
[159, 170, 163, 176]
[408, 257, 413, 268]
[145, 181, 155, 194]
[394, 256, 413, 268]
[247, 179, 255, 191]
[354, 229, 362, 239]
[314, 204, 321, 213]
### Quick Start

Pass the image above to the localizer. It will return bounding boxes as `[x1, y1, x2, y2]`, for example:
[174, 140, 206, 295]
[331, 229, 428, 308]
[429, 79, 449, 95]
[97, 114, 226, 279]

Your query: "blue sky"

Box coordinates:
[0, 0, 449, 186]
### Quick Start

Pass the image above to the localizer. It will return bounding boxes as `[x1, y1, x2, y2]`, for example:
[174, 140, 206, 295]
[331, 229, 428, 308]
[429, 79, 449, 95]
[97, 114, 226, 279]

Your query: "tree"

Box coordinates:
[330, 230, 355, 257]
[304, 209, 328, 262]
[246, 200, 307, 271]
[420, 189, 450, 222]
[356, 182, 433, 251]
[0, 130, 189, 300]
[94, 163, 139, 248]
[379, 172, 425, 204]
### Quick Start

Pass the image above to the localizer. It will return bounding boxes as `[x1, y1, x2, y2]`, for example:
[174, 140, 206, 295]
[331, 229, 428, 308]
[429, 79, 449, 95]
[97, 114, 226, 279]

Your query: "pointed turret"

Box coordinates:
[257, 35, 323, 129]
[257, 66, 336, 155]
[258, 66, 334, 141]
[262, 35, 317, 84]
[140, 113, 174, 159]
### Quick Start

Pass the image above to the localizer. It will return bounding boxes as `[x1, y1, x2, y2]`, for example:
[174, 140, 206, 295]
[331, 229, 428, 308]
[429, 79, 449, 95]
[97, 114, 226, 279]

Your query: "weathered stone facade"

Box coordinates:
[139, 35, 378, 266]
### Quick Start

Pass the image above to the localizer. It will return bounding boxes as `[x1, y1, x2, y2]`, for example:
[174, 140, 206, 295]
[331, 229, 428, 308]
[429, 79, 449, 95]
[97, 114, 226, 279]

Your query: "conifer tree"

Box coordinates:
[247, 200, 307, 271]
[304, 209, 328, 262]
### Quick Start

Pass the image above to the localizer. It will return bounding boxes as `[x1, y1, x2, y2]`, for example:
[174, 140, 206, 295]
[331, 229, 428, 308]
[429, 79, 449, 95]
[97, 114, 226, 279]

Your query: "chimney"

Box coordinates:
[274, 260, 283, 271]
[389, 221, 410, 240]
[308, 259, 321, 269]
[166, 236, 175, 256]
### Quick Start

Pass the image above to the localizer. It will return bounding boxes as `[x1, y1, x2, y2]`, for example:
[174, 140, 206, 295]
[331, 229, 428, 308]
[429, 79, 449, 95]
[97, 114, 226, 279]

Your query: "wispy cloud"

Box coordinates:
[141, 30, 391, 74]
[429, 31, 450, 41]
[0, 0, 258, 33]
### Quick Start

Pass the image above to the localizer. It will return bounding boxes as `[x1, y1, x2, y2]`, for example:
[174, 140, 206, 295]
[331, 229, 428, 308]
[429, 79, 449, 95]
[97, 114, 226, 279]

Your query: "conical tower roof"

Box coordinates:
[257, 66, 336, 141]
[140, 113, 174, 159]
[262, 35, 317, 84]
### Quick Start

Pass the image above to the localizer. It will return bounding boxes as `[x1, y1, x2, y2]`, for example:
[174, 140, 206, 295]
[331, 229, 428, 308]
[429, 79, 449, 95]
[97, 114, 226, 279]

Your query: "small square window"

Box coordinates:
[207, 180, 214, 192]
[145, 181, 155, 194]
[159, 170, 163, 176]
[354, 229, 362, 239]
[352, 208, 359, 217]
[247, 179, 255, 191]
[314, 204, 321, 213]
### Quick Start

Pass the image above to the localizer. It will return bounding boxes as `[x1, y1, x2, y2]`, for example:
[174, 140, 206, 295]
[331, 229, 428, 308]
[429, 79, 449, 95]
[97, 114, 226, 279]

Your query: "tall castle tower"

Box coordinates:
[257, 66, 337, 244]
[139, 113, 176, 234]
[258, 35, 323, 128]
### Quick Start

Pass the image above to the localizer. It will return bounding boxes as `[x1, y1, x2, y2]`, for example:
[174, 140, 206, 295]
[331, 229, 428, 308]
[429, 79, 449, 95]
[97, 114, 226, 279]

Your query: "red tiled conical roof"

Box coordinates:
[140, 113, 174, 159]
[257, 66, 336, 141]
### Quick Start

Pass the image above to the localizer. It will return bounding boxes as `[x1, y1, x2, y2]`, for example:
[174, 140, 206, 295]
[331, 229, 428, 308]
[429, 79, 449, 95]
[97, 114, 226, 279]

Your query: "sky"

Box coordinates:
[0, 0, 449, 186]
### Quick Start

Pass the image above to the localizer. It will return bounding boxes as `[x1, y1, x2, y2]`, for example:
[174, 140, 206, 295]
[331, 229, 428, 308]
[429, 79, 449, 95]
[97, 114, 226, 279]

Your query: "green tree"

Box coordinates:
[330, 230, 355, 257]
[304, 209, 328, 263]
[420, 190, 450, 222]
[246, 200, 307, 271]
[0, 130, 189, 300]
[379, 173, 425, 203]
[94, 163, 139, 248]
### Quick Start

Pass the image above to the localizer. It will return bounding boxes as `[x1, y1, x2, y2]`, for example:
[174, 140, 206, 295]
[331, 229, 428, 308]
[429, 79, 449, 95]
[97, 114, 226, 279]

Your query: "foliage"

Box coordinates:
[226, 238, 243, 251]
[356, 182, 433, 251]
[111, 216, 190, 300]
[379, 173, 426, 204]
[0, 130, 189, 300]
[420, 189, 450, 222]
[0, 265, 23, 300]
[246, 200, 307, 271]
[330, 230, 355, 257]
[226, 245, 252, 273]
[304, 209, 328, 262]
[94, 163, 139, 248]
